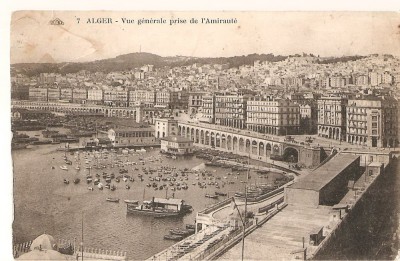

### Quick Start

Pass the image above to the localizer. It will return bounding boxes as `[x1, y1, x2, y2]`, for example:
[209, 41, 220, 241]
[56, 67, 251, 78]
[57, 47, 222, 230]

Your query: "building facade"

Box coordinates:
[215, 95, 248, 129]
[317, 97, 348, 140]
[107, 126, 155, 147]
[200, 95, 215, 123]
[72, 88, 88, 104]
[129, 90, 155, 107]
[154, 118, 178, 139]
[188, 92, 206, 115]
[87, 89, 104, 105]
[29, 87, 48, 101]
[160, 136, 193, 155]
[246, 98, 300, 135]
[155, 91, 170, 108]
[346, 97, 398, 147]
[47, 88, 61, 102]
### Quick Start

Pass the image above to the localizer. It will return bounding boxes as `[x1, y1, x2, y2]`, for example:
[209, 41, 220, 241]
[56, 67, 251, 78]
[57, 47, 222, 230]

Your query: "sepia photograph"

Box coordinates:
[8, 10, 400, 260]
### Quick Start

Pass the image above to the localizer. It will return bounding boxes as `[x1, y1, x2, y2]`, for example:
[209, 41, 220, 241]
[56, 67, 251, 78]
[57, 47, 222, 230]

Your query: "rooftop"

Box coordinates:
[154, 197, 184, 205]
[160, 135, 192, 143]
[289, 154, 360, 191]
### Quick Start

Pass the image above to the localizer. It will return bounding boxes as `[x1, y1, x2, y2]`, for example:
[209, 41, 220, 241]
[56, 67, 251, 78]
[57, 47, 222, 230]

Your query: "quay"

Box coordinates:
[147, 147, 397, 260]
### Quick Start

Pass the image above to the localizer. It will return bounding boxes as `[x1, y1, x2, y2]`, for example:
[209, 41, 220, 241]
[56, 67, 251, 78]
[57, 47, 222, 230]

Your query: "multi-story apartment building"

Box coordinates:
[60, 88, 73, 102]
[246, 98, 300, 135]
[47, 88, 60, 102]
[355, 75, 369, 86]
[128, 90, 155, 107]
[369, 71, 382, 87]
[155, 91, 170, 108]
[200, 95, 215, 123]
[115, 91, 129, 107]
[188, 92, 206, 114]
[346, 97, 398, 147]
[103, 90, 129, 107]
[170, 91, 189, 110]
[29, 87, 48, 101]
[299, 103, 318, 134]
[215, 95, 249, 129]
[87, 89, 103, 105]
[317, 96, 348, 140]
[72, 88, 88, 104]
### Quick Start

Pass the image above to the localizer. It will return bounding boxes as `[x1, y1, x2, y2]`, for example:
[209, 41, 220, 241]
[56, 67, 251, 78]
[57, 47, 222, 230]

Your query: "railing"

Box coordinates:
[13, 238, 127, 260]
[192, 220, 254, 261]
[199, 197, 233, 215]
[75, 246, 127, 260]
[13, 241, 32, 258]
[258, 197, 285, 213]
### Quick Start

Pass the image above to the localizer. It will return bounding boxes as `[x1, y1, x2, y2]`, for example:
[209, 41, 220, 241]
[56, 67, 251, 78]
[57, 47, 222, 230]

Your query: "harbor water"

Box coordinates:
[12, 131, 284, 260]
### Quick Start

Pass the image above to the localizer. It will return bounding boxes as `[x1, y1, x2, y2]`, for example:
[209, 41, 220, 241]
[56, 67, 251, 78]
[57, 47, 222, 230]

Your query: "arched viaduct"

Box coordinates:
[177, 121, 324, 168]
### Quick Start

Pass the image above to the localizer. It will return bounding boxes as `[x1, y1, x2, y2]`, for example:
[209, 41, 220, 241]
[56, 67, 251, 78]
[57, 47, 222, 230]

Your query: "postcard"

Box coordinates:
[8, 10, 400, 261]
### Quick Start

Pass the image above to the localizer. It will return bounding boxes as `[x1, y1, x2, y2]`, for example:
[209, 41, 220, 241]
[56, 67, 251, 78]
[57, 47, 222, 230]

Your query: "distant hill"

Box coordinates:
[11, 52, 287, 77]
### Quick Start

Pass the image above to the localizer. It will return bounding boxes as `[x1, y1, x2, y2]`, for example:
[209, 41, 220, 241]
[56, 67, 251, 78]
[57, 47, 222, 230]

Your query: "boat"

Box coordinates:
[88, 187, 94, 191]
[163, 234, 184, 241]
[106, 198, 119, 203]
[124, 200, 139, 204]
[126, 197, 192, 217]
[65, 159, 72, 165]
[63, 179, 70, 184]
[60, 165, 68, 171]
[73, 178, 80, 184]
[205, 194, 218, 199]
[169, 228, 193, 236]
[125, 185, 131, 190]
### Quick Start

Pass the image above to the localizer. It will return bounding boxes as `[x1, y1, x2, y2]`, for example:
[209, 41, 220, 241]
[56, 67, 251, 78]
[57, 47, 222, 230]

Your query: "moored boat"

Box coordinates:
[205, 194, 218, 199]
[124, 199, 139, 204]
[163, 234, 184, 241]
[126, 197, 192, 217]
[60, 165, 68, 171]
[106, 197, 119, 203]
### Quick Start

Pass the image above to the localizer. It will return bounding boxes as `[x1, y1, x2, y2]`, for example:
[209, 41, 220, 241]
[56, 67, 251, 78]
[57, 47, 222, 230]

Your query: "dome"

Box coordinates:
[29, 234, 57, 251]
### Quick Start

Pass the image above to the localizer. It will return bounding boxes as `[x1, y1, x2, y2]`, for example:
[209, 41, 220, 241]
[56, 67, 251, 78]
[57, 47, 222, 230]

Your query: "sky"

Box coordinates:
[9, 11, 400, 64]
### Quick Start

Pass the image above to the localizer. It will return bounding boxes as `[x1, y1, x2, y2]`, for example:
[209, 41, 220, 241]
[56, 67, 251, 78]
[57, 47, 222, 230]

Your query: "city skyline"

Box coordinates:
[10, 11, 400, 64]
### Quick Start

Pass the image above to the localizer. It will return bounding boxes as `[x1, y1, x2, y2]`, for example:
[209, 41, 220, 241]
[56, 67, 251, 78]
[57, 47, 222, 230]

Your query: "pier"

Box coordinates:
[148, 148, 396, 260]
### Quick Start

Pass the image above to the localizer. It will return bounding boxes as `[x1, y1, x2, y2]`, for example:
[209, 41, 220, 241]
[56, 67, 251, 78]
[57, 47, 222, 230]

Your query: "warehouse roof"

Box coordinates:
[289, 154, 360, 192]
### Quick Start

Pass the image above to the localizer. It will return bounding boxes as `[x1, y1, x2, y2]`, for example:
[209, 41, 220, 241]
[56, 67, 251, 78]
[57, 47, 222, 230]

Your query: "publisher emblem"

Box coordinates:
[49, 18, 64, 25]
